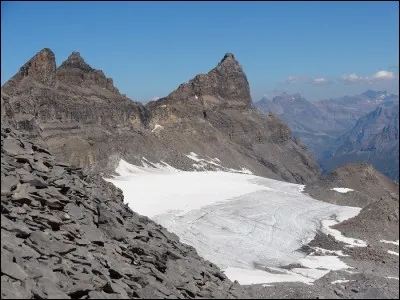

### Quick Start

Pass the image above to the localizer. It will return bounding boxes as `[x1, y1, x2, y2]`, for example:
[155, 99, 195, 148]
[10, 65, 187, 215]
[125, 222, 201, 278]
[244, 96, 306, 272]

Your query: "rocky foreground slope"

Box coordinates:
[1, 49, 319, 183]
[305, 162, 399, 240]
[1, 125, 248, 299]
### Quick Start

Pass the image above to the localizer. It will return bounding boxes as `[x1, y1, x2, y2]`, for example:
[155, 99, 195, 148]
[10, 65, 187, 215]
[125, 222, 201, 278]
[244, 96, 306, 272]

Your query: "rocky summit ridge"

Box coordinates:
[1, 48, 320, 183]
[161, 52, 252, 109]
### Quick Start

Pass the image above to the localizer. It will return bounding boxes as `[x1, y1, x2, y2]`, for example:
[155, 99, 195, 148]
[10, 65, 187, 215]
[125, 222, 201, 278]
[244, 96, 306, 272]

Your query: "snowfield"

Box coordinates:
[105, 157, 365, 285]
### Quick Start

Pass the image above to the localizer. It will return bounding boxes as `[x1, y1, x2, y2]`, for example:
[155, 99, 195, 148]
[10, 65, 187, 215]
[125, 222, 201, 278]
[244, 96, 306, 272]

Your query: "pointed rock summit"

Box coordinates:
[2, 48, 56, 94]
[165, 52, 251, 109]
[57, 51, 119, 93]
[58, 51, 95, 72]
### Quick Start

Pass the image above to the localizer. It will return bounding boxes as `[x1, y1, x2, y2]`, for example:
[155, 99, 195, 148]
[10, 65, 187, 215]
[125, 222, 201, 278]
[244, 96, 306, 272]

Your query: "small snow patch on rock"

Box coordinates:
[151, 124, 164, 133]
[331, 188, 354, 194]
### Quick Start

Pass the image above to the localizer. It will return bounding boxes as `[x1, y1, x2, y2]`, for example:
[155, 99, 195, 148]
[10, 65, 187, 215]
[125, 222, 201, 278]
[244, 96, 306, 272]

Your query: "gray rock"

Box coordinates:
[334, 289, 344, 297]
[38, 277, 71, 299]
[88, 291, 113, 299]
[2, 138, 25, 156]
[103, 280, 129, 298]
[81, 226, 105, 245]
[1, 281, 32, 299]
[1, 215, 32, 238]
[20, 173, 48, 187]
[30, 159, 50, 173]
[24, 260, 60, 283]
[1, 258, 28, 281]
[11, 183, 35, 205]
[135, 285, 167, 299]
[1, 174, 20, 193]
[68, 283, 95, 298]
[64, 203, 84, 220]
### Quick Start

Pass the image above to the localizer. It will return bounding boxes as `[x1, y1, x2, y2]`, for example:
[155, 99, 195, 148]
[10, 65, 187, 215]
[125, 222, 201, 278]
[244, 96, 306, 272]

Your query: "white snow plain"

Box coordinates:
[105, 157, 365, 285]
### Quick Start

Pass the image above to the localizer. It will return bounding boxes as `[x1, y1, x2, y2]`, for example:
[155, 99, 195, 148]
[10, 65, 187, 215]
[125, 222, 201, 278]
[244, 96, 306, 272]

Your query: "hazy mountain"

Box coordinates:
[255, 91, 399, 161]
[321, 101, 399, 181]
[315, 90, 398, 131]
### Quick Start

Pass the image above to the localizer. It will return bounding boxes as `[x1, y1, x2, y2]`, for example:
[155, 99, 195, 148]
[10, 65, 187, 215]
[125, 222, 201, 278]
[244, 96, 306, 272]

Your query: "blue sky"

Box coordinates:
[1, 1, 399, 102]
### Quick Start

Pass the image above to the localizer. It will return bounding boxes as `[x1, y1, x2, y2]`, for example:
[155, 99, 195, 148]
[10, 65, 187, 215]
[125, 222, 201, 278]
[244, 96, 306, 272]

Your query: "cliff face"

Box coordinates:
[1, 124, 249, 299]
[1, 48, 320, 183]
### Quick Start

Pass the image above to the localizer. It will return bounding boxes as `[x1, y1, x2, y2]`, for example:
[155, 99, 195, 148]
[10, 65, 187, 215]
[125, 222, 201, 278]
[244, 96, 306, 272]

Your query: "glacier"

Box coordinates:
[105, 158, 365, 285]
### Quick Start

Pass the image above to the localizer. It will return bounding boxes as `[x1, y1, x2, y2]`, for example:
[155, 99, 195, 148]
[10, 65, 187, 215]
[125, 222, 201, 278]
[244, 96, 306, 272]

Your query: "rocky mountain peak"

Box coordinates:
[2, 48, 56, 94]
[58, 51, 95, 73]
[56, 51, 119, 94]
[218, 52, 237, 65]
[214, 52, 243, 74]
[164, 52, 252, 109]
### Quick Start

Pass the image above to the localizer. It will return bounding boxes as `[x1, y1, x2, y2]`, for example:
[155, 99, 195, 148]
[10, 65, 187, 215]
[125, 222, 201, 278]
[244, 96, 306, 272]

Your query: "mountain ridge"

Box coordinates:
[1, 48, 320, 184]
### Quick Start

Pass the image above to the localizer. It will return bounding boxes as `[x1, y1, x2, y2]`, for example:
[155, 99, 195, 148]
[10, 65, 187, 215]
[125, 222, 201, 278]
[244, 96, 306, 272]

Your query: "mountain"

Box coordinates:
[1, 49, 320, 184]
[255, 91, 399, 161]
[320, 101, 399, 181]
[315, 90, 398, 131]
[255, 93, 339, 158]
[1, 124, 248, 299]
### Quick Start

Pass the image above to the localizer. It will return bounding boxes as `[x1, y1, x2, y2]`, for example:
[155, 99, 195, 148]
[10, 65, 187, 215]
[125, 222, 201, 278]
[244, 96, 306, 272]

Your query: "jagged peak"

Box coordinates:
[55, 51, 120, 94]
[1, 48, 56, 93]
[58, 51, 94, 72]
[221, 52, 235, 61]
[215, 52, 242, 70]
[163, 52, 251, 109]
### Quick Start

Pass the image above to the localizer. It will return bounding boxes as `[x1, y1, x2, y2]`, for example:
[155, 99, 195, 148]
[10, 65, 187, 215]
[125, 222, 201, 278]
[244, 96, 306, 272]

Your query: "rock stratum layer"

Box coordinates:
[1, 48, 320, 183]
[1, 125, 249, 299]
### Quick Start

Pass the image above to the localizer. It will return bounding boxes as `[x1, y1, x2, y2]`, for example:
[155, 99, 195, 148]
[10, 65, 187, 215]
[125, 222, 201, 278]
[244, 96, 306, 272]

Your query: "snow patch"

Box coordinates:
[344, 270, 359, 274]
[185, 152, 253, 174]
[331, 188, 354, 194]
[331, 279, 352, 284]
[151, 124, 164, 133]
[321, 218, 367, 247]
[311, 247, 349, 257]
[387, 277, 399, 280]
[224, 267, 325, 285]
[195, 95, 198, 100]
[380, 240, 399, 246]
[388, 250, 399, 256]
[298, 255, 350, 270]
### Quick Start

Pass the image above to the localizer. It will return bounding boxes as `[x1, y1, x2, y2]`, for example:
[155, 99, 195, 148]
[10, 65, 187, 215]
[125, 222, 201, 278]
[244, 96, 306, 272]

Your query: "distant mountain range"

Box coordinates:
[255, 90, 399, 180]
[321, 100, 399, 181]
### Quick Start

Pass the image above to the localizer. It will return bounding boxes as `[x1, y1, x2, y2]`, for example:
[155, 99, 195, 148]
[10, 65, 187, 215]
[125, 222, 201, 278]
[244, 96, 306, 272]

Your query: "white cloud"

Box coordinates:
[311, 77, 329, 85]
[283, 75, 310, 85]
[371, 70, 395, 80]
[339, 73, 363, 84]
[285, 76, 299, 84]
[284, 76, 330, 85]
[339, 70, 396, 84]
